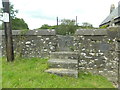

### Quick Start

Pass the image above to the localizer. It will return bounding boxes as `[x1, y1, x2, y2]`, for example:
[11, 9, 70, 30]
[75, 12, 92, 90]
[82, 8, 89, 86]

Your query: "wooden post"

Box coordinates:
[2, 0, 14, 62]
[76, 16, 77, 26]
[57, 17, 58, 26]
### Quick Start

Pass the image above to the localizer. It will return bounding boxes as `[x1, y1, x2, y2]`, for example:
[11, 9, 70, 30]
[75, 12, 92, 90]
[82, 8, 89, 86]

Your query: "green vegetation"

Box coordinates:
[99, 25, 108, 29]
[0, 24, 3, 30]
[0, 57, 2, 89]
[39, 24, 57, 29]
[56, 19, 77, 35]
[79, 22, 94, 29]
[11, 18, 29, 30]
[38, 20, 95, 35]
[10, 4, 29, 30]
[38, 19, 78, 35]
[2, 57, 114, 88]
[0, 3, 29, 30]
[38, 19, 77, 35]
[99, 25, 109, 29]
[9, 3, 18, 19]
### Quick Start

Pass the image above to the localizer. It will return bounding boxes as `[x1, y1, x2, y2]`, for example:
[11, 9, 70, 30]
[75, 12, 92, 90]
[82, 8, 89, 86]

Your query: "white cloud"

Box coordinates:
[0, 0, 119, 29]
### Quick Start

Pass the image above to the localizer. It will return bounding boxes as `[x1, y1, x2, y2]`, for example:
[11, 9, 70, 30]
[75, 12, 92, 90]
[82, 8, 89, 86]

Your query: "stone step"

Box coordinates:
[48, 59, 78, 69]
[50, 51, 79, 59]
[45, 68, 78, 78]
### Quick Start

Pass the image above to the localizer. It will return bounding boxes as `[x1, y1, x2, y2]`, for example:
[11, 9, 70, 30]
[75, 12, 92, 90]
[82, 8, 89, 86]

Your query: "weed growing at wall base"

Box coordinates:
[2, 57, 114, 88]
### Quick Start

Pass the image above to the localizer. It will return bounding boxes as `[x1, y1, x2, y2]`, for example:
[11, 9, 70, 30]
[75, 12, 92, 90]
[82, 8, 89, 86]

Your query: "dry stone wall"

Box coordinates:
[1, 30, 57, 58]
[74, 29, 118, 83]
[0, 27, 119, 84]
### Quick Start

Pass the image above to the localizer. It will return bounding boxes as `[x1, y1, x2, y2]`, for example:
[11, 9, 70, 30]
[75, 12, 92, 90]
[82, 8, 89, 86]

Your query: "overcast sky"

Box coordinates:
[0, 0, 119, 29]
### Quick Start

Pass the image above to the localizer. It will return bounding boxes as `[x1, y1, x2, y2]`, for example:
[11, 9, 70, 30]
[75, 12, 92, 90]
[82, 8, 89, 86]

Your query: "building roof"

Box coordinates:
[100, 5, 120, 26]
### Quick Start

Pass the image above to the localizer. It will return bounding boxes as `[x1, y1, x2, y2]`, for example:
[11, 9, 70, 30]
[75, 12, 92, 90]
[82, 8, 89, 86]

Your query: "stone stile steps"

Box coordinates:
[48, 59, 78, 69]
[45, 51, 79, 78]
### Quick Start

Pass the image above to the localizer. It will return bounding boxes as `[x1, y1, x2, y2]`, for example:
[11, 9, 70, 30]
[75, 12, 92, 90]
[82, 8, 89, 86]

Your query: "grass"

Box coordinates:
[2, 57, 114, 88]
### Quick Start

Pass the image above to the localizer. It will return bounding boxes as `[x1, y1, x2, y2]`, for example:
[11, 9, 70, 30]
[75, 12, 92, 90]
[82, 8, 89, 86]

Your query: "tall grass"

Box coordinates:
[2, 57, 114, 88]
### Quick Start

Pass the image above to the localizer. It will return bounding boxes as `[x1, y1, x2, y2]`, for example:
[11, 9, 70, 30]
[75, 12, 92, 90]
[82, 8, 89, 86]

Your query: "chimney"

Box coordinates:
[110, 4, 115, 14]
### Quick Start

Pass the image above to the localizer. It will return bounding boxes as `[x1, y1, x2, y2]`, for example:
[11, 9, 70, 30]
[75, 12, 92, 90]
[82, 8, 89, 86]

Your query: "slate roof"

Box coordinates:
[100, 4, 120, 26]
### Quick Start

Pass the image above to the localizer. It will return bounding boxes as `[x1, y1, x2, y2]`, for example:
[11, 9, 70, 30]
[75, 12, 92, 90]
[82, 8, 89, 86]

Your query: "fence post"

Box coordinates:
[2, 0, 14, 62]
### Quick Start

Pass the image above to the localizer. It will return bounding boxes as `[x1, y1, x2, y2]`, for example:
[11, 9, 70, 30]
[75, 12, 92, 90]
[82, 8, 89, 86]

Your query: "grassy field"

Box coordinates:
[2, 57, 114, 88]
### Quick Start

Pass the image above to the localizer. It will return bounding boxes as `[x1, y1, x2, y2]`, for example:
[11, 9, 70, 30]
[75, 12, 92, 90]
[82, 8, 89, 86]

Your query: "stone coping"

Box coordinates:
[75, 29, 107, 36]
[0, 29, 56, 36]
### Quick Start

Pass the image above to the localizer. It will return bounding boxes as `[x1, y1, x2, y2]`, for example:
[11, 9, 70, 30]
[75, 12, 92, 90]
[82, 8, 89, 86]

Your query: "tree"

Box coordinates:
[80, 22, 93, 29]
[56, 19, 77, 35]
[1, 3, 29, 30]
[10, 4, 29, 30]
[12, 18, 29, 30]
[9, 4, 18, 19]
[0, 8, 3, 29]
[40, 24, 50, 29]
[0, 24, 3, 30]
[39, 24, 57, 29]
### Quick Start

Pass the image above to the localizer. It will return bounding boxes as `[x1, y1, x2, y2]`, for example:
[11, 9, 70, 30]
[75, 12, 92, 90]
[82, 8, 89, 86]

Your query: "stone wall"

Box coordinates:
[75, 29, 118, 83]
[1, 30, 75, 57]
[1, 28, 119, 84]
[1, 30, 57, 58]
